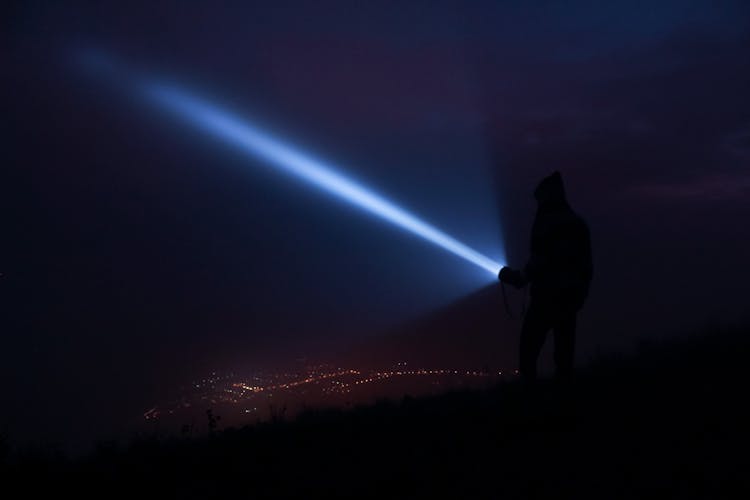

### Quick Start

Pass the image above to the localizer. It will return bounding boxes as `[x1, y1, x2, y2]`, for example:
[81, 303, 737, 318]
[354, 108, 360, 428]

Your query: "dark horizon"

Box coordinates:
[4, 0, 750, 451]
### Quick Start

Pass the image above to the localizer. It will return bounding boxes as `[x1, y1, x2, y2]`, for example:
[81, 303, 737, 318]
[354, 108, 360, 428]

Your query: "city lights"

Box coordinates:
[143, 365, 511, 421]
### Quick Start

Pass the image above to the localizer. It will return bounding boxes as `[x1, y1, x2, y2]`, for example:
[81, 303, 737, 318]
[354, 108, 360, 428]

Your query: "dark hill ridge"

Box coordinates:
[4, 326, 749, 498]
[341, 284, 520, 370]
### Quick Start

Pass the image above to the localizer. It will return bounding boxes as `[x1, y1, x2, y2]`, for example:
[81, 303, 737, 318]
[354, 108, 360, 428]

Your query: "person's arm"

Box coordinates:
[520, 214, 547, 285]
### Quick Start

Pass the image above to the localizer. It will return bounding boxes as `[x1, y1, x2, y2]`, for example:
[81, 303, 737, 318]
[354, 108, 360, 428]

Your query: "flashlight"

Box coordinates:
[498, 266, 526, 288]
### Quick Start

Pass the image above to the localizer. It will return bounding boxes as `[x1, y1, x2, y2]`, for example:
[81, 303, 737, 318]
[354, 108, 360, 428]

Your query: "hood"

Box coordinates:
[533, 171, 568, 208]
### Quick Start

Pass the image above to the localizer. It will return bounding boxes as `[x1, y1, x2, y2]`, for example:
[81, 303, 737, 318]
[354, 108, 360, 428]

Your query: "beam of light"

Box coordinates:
[67, 44, 504, 278]
[139, 82, 504, 276]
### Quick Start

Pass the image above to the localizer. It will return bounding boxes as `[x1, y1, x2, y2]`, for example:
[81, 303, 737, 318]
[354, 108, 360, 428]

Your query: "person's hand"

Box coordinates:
[498, 266, 526, 288]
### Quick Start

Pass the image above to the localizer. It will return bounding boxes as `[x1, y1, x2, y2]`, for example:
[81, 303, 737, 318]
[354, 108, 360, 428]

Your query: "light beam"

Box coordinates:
[78, 50, 504, 277]
[141, 83, 503, 277]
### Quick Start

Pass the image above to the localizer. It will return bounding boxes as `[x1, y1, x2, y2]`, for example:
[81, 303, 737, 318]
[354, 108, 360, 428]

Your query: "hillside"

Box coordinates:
[3, 326, 749, 498]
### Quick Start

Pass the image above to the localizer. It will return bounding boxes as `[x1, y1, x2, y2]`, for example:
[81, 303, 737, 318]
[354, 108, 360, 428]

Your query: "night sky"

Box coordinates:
[4, 1, 750, 450]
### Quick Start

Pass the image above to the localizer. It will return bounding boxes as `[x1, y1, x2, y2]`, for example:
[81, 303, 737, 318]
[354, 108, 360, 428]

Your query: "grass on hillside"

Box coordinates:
[2, 326, 749, 498]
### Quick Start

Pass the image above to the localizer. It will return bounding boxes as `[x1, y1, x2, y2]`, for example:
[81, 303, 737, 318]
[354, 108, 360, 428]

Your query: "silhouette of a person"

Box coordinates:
[498, 171, 592, 381]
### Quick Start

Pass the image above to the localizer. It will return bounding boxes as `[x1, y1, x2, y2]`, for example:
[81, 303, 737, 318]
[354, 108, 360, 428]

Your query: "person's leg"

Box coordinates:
[519, 303, 551, 382]
[553, 311, 577, 379]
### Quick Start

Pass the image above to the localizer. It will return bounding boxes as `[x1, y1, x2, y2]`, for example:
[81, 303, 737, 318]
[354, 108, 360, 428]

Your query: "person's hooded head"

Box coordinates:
[534, 171, 568, 210]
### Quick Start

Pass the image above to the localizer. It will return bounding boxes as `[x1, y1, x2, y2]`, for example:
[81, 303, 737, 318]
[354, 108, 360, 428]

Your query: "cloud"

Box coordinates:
[722, 126, 750, 160]
[629, 172, 750, 201]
